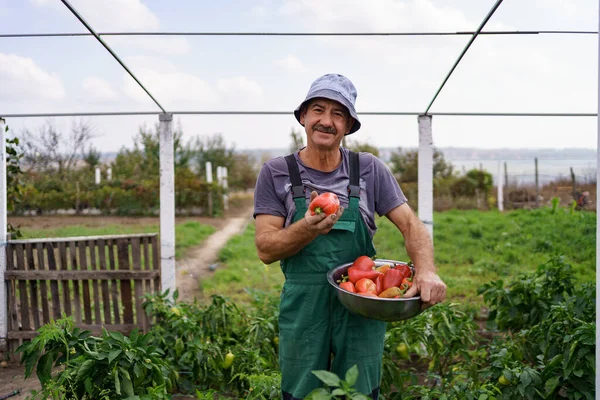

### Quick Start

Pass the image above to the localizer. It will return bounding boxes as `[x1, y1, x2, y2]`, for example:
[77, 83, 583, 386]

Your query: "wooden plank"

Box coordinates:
[5, 270, 160, 280]
[25, 243, 40, 329]
[97, 239, 111, 324]
[88, 239, 102, 324]
[78, 241, 92, 324]
[6, 245, 18, 334]
[108, 239, 121, 325]
[58, 242, 71, 316]
[151, 235, 160, 293]
[15, 244, 31, 331]
[68, 241, 82, 325]
[142, 236, 150, 295]
[117, 239, 134, 324]
[131, 237, 145, 330]
[36, 243, 50, 324]
[9, 233, 159, 244]
[8, 324, 140, 339]
[46, 243, 61, 319]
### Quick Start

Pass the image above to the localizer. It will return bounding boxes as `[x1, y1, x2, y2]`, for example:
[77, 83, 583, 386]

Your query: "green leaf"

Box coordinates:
[120, 368, 135, 397]
[109, 331, 126, 343]
[114, 369, 121, 395]
[311, 370, 341, 387]
[305, 388, 331, 400]
[108, 349, 122, 364]
[36, 352, 54, 386]
[331, 388, 346, 396]
[544, 375, 560, 397]
[76, 359, 95, 382]
[84, 377, 93, 393]
[351, 394, 370, 400]
[345, 364, 359, 387]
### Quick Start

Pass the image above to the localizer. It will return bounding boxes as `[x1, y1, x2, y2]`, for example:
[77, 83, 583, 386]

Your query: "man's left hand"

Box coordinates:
[403, 271, 446, 309]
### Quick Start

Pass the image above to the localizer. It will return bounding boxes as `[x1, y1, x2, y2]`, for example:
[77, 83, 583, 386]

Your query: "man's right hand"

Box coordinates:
[303, 191, 344, 235]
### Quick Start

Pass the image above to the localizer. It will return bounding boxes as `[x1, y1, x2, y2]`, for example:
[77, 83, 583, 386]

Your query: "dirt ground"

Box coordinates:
[0, 197, 255, 398]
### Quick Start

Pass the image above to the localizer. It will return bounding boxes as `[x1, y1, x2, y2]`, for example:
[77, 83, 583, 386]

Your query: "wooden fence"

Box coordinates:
[4, 233, 161, 358]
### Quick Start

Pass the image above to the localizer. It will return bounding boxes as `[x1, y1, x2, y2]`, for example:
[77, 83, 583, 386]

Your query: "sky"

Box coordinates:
[0, 0, 598, 153]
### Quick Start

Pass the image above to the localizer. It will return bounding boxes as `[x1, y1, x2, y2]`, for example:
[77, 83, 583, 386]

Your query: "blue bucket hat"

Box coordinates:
[294, 73, 361, 134]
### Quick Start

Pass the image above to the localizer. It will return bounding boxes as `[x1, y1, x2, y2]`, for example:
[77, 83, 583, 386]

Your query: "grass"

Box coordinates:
[19, 221, 217, 260]
[201, 206, 596, 310]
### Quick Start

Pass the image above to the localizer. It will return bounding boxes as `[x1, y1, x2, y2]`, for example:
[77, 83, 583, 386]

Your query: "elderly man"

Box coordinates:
[253, 73, 446, 399]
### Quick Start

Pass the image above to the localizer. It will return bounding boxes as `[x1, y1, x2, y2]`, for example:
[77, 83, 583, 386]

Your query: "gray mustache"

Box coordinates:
[313, 124, 336, 134]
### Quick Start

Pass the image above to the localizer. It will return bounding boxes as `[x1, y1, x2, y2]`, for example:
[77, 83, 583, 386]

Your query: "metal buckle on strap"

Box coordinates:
[348, 185, 360, 197]
[291, 185, 305, 198]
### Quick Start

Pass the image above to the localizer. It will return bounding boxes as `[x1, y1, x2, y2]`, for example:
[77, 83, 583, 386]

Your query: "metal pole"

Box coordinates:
[159, 113, 176, 296]
[417, 115, 433, 239]
[0, 118, 7, 353]
[596, 0, 600, 393]
[206, 162, 213, 216]
[497, 161, 504, 212]
[534, 157, 539, 208]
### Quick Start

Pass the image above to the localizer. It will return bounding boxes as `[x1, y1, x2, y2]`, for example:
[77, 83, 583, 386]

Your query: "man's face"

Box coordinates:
[299, 98, 354, 151]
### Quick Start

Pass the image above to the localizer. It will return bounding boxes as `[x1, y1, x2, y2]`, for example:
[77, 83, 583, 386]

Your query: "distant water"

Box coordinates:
[449, 159, 597, 186]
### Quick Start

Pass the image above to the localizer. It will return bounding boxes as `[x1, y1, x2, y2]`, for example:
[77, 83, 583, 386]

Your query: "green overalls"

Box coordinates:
[279, 152, 387, 400]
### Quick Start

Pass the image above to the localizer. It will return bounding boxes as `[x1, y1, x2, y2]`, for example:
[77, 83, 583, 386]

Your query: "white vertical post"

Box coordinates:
[95, 166, 101, 185]
[417, 115, 434, 240]
[205, 162, 213, 183]
[159, 113, 176, 296]
[222, 167, 229, 211]
[107, 167, 112, 182]
[0, 118, 7, 353]
[596, 3, 600, 393]
[206, 162, 213, 216]
[497, 161, 504, 212]
[216, 166, 222, 186]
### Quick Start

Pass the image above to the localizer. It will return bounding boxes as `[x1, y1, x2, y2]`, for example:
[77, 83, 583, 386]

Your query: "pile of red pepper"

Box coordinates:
[338, 256, 413, 298]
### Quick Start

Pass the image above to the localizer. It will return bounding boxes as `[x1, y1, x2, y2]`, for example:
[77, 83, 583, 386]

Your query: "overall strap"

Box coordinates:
[348, 151, 360, 209]
[285, 154, 305, 199]
[285, 154, 307, 211]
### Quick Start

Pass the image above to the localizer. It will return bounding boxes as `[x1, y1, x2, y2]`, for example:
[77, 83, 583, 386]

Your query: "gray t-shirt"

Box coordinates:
[253, 147, 407, 238]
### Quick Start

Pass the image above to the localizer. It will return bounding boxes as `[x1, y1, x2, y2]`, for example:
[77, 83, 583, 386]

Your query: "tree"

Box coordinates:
[192, 133, 235, 182]
[229, 152, 259, 190]
[389, 147, 454, 183]
[82, 145, 102, 170]
[111, 121, 193, 181]
[345, 138, 380, 157]
[289, 128, 304, 153]
[19, 120, 96, 178]
[5, 125, 23, 236]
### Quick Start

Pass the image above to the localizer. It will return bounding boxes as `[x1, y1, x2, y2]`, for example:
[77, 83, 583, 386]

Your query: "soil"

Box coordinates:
[1, 199, 255, 398]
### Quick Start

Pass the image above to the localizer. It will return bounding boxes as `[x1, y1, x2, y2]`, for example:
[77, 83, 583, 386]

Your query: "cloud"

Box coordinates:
[123, 57, 217, 107]
[34, 0, 159, 30]
[279, 0, 474, 32]
[250, 5, 268, 17]
[217, 76, 264, 98]
[32, 0, 191, 55]
[82, 77, 118, 101]
[274, 54, 306, 72]
[0, 53, 65, 101]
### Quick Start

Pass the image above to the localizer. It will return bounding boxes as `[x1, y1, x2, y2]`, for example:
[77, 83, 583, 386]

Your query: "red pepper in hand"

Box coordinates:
[309, 192, 340, 216]
[347, 266, 383, 284]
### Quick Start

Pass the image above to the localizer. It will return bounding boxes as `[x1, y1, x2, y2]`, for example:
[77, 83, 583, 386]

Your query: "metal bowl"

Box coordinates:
[327, 259, 423, 322]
